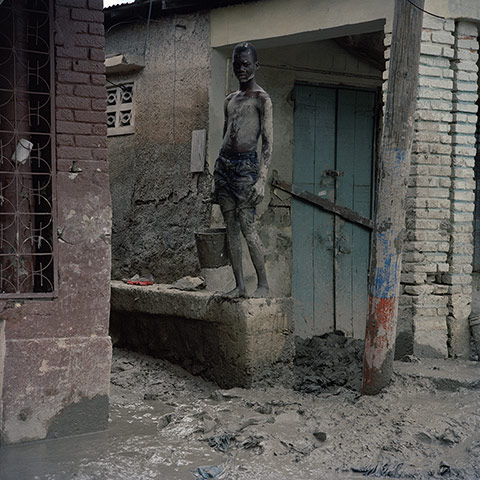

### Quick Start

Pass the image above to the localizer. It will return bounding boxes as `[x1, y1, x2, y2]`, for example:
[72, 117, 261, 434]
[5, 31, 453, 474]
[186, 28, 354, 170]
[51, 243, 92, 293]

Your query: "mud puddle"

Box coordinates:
[1, 339, 480, 479]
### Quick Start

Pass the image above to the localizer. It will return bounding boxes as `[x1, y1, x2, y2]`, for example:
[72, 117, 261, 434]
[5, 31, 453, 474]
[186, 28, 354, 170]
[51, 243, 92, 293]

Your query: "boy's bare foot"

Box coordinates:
[223, 287, 248, 299]
[252, 285, 269, 298]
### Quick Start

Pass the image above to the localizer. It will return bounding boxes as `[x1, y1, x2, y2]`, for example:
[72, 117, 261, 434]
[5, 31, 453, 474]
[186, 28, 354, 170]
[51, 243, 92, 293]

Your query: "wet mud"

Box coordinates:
[1, 340, 480, 479]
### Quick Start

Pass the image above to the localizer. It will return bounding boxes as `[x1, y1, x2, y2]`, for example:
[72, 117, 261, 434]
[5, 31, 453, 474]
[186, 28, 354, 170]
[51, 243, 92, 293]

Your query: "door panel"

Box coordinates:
[313, 88, 336, 335]
[292, 86, 336, 338]
[335, 89, 375, 337]
[292, 89, 316, 333]
[292, 85, 375, 339]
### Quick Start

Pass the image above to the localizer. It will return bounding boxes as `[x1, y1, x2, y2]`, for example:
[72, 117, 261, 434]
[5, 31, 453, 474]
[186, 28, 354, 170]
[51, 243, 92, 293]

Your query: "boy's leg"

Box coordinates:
[238, 208, 269, 297]
[215, 157, 247, 298]
[223, 208, 247, 298]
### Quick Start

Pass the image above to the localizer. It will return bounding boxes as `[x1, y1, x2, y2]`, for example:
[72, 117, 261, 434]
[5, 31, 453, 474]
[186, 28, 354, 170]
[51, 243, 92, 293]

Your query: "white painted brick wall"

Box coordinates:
[397, 17, 456, 358]
[384, 18, 479, 358]
[447, 20, 479, 356]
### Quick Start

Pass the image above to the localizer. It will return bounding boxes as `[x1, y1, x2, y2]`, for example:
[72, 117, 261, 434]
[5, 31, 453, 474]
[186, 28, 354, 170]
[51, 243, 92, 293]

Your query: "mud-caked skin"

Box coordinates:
[213, 42, 273, 298]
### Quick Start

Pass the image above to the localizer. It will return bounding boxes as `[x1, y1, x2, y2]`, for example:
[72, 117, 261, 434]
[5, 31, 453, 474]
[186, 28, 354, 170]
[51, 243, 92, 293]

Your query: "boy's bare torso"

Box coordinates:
[222, 89, 272, 154]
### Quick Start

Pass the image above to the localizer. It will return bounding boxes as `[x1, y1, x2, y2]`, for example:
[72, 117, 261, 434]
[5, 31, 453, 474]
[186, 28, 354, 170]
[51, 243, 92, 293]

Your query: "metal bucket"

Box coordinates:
[469, 313, 480, 357]
[195, 228, 229, 268]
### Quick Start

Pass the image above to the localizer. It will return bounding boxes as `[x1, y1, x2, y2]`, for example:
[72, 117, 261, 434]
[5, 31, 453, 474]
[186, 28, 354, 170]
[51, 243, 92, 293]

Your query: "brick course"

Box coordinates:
[56, 1, 107, 169]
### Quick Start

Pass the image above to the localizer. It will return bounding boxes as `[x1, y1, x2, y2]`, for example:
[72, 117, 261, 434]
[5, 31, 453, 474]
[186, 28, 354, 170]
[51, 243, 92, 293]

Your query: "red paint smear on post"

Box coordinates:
[363, 296, 397, 389]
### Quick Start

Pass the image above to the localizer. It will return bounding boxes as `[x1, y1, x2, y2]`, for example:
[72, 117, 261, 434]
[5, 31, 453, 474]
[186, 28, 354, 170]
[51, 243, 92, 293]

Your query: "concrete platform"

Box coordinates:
[110, 281, 294, 388]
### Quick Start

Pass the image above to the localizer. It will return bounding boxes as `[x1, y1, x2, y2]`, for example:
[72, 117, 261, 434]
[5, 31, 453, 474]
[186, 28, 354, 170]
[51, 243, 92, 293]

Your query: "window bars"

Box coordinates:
[0, 0, 56, 297]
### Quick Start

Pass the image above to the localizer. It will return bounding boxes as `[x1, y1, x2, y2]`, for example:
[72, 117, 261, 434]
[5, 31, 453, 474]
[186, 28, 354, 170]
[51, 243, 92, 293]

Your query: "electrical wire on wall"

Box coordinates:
[405, 0, 445, 19]
[143, 0, 154, 56]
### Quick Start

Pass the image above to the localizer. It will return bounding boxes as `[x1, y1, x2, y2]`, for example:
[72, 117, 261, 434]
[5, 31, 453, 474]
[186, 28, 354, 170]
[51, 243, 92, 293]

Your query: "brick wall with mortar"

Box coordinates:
[447, 20, 479, 356]
[0, 0, 112, 445]
[384, 16, 479, 359]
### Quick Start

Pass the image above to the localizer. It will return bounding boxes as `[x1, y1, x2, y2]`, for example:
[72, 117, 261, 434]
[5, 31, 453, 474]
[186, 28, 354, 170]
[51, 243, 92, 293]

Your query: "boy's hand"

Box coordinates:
[247, 180, 265, 205]
[203, 187, 219, 204]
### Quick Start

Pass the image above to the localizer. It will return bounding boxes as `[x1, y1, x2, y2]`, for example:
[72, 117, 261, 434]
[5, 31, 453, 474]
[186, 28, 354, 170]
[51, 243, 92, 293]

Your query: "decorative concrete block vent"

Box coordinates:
[110, 281, 294, 388]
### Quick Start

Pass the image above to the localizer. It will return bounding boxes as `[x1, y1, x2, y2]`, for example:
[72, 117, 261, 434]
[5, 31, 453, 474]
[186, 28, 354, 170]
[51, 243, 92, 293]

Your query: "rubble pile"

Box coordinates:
[293, 332, 364, 393]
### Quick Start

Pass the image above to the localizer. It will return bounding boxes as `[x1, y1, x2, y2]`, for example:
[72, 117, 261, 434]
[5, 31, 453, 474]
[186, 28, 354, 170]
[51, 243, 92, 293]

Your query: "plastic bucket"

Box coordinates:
[195, 228, 229, 268]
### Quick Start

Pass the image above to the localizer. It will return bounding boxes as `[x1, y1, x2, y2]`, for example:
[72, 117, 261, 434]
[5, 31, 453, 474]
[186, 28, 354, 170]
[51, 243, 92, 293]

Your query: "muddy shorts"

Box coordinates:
[213, 149, 258, 214]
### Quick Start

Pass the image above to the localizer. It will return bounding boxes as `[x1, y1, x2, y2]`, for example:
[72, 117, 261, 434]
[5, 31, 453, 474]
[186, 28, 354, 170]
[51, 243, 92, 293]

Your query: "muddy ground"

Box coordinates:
[1, 335, 480, 479]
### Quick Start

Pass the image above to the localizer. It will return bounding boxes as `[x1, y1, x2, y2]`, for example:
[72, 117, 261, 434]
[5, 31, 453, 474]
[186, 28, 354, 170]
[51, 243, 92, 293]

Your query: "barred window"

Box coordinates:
[0, 0, 56, 297]
[106, 83, 135, 136]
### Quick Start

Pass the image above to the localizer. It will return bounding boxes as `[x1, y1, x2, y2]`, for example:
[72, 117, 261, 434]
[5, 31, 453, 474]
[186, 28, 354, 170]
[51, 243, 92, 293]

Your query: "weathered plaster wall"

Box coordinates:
[1, 0, 112, 445]
[425, 0, 480, 21]
[106, 13, 212, 283]
[208, 40, 382, 296]
[210, 0, 392, 48]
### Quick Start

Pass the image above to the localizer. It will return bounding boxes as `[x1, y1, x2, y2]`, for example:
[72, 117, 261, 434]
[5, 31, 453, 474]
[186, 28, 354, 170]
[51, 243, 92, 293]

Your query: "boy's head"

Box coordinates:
[232, 42, 258, 84]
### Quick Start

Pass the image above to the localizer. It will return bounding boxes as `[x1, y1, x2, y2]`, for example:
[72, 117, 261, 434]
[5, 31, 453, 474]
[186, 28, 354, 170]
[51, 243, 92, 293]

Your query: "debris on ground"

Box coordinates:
[169, 276, 206, 291]
[2, 342, 480, 480]
[106, 344, 480, 480]
[293, 332, 364, 393]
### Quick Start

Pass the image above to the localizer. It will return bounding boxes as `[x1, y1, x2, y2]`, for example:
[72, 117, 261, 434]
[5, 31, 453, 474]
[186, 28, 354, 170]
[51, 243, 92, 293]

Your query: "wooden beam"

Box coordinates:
[272, 178, 373, 230]
[361, 0, 424, 395]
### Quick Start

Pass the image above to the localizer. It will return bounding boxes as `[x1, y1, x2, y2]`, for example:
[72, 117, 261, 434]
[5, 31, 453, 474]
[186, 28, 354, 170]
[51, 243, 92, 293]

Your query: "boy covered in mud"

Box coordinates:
[213, 42, 273, 298]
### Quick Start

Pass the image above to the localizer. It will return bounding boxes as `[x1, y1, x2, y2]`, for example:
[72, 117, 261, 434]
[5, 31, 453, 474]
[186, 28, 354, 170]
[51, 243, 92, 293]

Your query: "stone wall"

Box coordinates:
[390, 16, 479, 358]
[0, 0, 112, 445]
[106, 13, 212, 284]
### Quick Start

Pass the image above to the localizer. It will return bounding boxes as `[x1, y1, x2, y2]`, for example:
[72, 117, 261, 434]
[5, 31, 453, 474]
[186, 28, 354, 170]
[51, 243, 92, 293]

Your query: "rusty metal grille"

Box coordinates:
[0, 0, 57, 298]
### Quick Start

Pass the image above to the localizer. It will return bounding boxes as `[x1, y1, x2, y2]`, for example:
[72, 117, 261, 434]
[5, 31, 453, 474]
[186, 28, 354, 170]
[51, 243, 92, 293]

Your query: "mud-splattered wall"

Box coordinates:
[0, 0, 111, 445]
[106, 13, 212, 283]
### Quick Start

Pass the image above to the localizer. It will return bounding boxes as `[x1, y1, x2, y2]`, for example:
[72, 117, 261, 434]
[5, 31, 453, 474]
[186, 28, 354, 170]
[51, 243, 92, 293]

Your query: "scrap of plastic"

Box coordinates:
[124, 273, 154, 286]
[190, 464, 226, 479]
[208, 434, 233, 453]
[351, 461, 411, 477]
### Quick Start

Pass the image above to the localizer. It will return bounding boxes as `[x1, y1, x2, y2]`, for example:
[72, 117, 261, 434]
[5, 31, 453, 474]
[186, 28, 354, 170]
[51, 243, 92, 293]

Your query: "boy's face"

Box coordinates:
[232, 50, 258, 84]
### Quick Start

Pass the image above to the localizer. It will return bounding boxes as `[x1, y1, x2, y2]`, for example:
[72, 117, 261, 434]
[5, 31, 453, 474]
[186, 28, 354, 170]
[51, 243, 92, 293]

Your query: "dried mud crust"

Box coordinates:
[110, 344, 480, 480]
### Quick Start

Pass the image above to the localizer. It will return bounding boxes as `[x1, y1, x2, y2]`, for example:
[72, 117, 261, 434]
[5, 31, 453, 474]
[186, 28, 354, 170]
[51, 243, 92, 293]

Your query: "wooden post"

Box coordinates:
[362, 0, 424, 395]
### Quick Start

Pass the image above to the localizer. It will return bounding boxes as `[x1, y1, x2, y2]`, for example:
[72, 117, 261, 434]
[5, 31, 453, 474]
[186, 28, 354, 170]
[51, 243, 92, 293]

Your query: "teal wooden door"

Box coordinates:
[292, 85, 376, 339]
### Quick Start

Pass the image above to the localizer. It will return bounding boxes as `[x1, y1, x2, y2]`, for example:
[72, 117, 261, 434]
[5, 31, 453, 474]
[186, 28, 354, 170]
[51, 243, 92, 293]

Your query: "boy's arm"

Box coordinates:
[248, 93, 273, 204]
[208, 95, 231, 204]
[223, 95, 231, 138]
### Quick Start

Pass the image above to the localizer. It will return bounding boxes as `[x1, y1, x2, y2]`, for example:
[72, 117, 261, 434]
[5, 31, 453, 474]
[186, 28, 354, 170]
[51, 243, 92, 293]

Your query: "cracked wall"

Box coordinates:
[106, 13, 212, 283]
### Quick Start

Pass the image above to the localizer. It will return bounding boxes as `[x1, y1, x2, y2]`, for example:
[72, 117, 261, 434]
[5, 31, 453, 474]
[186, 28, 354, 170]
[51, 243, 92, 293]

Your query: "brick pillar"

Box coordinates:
[446, 20, 479, 356]
[396, 16, 455, 358]
[1, 0, 111, 445]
